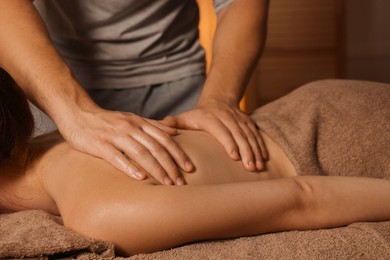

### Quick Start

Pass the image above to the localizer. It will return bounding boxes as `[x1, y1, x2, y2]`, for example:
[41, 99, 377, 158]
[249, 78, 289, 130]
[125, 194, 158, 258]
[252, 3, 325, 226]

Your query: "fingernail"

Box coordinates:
[185, 161, 193, 171]
[164, 176, 173, 185]
[231, 151, 240, 160]
[247, 161, 255, 170]
[133, 171, 144, 180]
[176, 176, 185, 186]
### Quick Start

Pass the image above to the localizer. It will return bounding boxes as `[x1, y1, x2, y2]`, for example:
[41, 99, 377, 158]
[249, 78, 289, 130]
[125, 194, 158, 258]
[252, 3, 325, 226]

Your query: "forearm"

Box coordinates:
[0, 0, 98, 122]
[199, 0, 269, 105]
[0, 1, 195, 181]
[298, 176, 390, 229]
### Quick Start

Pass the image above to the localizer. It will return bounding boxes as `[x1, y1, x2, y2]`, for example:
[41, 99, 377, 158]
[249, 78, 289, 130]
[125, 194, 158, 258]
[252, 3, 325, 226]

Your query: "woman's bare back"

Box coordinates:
[34, 128, 296, 195]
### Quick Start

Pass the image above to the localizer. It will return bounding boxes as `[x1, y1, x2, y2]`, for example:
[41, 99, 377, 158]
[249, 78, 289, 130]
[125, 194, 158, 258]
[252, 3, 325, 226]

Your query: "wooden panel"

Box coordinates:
[196, 0, 343, 111]
[250, 0, 342, 108]
[344, 0, 390, 83]
[267, 0, 337, 50]
[257, 52, 337, 100]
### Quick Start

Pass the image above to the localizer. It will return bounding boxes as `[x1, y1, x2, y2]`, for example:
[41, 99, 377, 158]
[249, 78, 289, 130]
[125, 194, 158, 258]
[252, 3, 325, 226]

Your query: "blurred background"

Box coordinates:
[198, 0, 390, 112]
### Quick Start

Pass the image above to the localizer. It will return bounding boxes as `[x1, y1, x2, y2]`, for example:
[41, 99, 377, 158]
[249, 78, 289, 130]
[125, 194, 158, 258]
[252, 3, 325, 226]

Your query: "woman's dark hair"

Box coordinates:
[0, 68, 34, 160]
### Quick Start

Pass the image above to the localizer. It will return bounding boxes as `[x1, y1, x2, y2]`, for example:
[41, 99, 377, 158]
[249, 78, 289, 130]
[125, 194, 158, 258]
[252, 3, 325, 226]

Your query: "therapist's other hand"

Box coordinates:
[58, 108, 193, 185]
[161, 100, 268, 172]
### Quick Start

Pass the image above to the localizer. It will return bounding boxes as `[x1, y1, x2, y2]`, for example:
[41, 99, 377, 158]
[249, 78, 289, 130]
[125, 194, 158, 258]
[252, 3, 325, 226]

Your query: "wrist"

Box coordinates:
[199, 69, 245, 107]
[198, 82, 241, 108]
[198, 94, 239, 108]
[37, 70, 100, 126]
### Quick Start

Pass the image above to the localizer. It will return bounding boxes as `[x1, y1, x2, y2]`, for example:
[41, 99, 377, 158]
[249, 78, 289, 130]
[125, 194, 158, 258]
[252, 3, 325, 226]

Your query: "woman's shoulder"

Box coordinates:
[29, 131, 104, 175]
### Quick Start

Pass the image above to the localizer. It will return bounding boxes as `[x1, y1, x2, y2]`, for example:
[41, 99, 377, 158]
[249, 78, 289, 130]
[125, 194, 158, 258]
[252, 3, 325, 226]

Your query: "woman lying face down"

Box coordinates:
[0, 69, 389, 256]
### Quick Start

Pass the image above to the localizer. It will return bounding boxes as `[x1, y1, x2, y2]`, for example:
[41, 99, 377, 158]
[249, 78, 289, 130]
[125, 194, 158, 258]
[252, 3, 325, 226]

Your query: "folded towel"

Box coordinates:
[251, 79, 390, 179]
[0, 210, 115, 259]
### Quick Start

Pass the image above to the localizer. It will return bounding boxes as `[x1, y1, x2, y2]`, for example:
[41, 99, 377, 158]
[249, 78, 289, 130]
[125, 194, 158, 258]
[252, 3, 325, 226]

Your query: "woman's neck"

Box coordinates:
[0, 137, 59, 214]
[0, 147, 31, 212]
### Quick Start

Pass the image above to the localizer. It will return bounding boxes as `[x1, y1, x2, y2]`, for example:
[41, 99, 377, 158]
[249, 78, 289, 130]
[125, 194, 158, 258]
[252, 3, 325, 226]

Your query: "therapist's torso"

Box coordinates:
[34, 0, 206, 89]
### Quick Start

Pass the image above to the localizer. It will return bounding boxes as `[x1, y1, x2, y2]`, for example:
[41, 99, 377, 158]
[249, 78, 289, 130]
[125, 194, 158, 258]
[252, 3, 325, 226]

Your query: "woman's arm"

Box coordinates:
[47, 159, 390, 256]
[300, 176, 390, 228]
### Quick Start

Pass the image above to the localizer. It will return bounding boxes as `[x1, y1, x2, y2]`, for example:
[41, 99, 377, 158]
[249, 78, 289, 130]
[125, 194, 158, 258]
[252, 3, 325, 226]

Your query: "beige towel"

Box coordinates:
[0, 210, 115, 259]
[132, 222, 390, 259]
[251, 79, 390, 178]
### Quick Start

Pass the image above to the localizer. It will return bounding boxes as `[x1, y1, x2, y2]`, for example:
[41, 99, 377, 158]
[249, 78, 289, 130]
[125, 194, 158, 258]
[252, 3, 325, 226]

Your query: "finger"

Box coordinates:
[98, 143, 147, 180]
[221, 117, 256, 171]
[159, 115, 177, 128]
[112, 134, 174, 185]
[247, 120, 269, 162]
[201, 118, 241, 161]
[117, 116, 182, 184]
[142, 122, 195, 174]
[170, 112, 200, 130]
[240, 120, 264, 171]
[131, 129, 184, 185]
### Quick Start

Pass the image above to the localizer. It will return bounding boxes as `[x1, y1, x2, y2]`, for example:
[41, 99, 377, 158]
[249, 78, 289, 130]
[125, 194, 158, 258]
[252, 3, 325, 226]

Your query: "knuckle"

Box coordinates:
[132, 145, 148, 157]
[99, 144, 117, 159]
[166, 164, 179, 177]
[220, 110, 233, 119]
[117, 119, 134, 130]
[94, 130, 111, 143]
[237, 128, 247, 140]
[175, 149, 187, 161]
[158, 132, 172, 146]
[150, 143, 165, 154]
[107, 151, 120, 162]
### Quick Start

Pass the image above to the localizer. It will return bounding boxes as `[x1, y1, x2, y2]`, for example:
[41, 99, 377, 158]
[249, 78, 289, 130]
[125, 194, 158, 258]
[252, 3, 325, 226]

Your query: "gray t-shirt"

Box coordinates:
[34, 0, 233, 89]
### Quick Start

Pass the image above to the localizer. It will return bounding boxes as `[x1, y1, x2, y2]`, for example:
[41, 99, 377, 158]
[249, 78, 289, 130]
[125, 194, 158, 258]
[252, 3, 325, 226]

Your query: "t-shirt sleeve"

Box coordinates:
[213, 0, 234, 14]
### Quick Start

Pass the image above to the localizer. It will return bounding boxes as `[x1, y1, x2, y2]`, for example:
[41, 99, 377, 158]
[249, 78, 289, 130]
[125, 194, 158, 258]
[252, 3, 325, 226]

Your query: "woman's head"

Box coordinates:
[0, 68, 34, 160]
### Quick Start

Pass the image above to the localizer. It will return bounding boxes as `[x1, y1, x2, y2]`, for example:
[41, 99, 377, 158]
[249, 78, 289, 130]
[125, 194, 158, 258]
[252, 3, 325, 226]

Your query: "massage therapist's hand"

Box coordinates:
[57, 107, 193, 185]
[0, 0, 193, 185]
[161, 100, 268, 172]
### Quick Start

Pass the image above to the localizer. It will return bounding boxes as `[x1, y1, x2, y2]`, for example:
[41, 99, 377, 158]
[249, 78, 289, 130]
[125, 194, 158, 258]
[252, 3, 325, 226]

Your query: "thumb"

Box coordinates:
[160, 115, 177, 128]
[145, 118, 177, 135]
[164, 111, 201, 130]
[161, 113, 195, 129]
